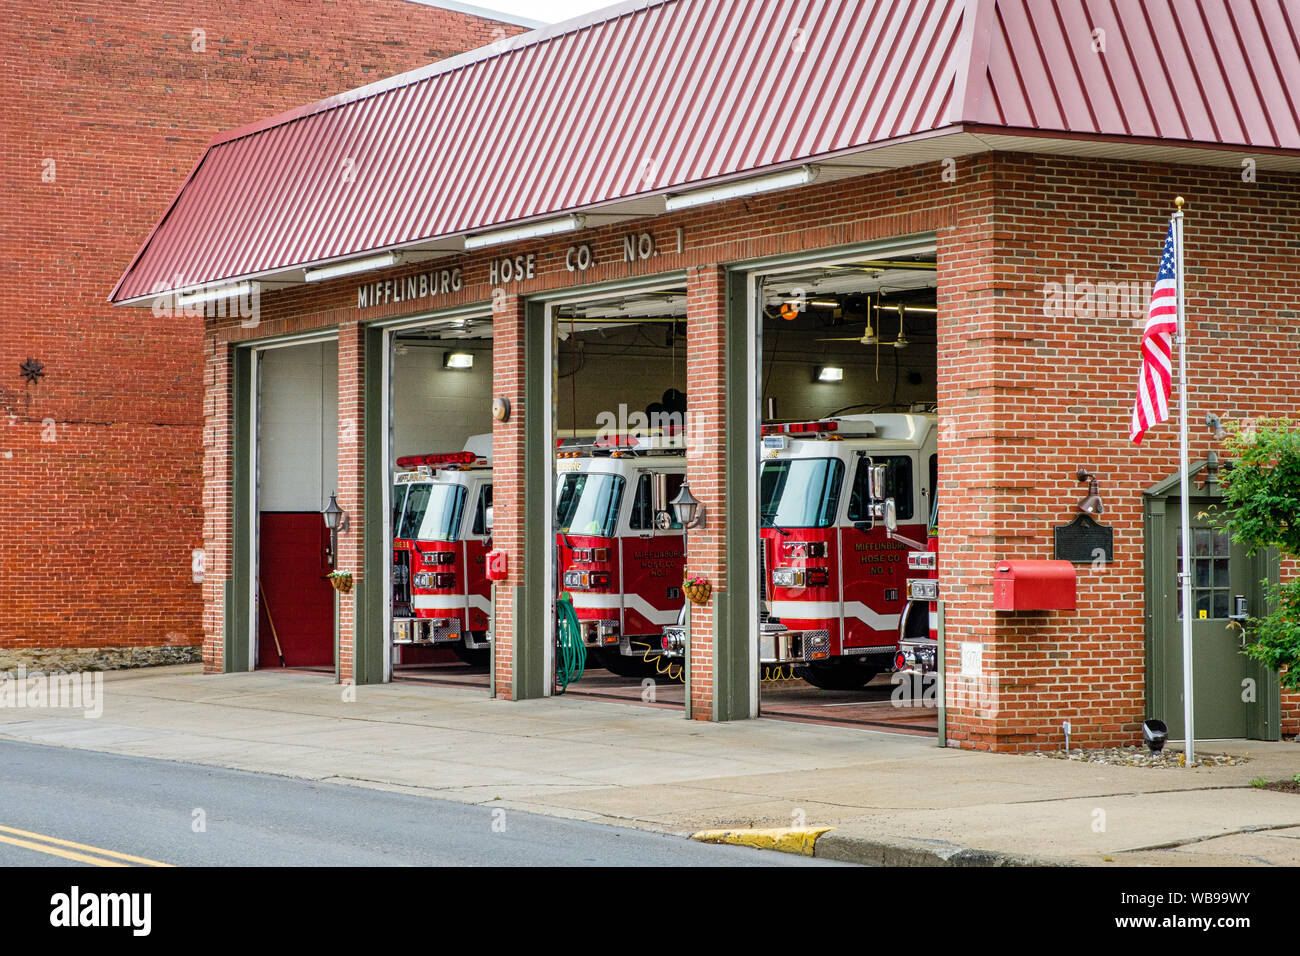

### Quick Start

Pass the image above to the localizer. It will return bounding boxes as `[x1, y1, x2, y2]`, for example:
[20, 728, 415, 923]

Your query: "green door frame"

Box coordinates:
[513, 299, 551, 700]
[355, 323, 388, 685]
[226, 344, 254, 673]
[1144, 463, 1282, 740]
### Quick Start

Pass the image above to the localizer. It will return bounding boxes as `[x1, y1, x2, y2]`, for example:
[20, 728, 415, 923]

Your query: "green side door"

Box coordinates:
[1163, 518, 1250, 739]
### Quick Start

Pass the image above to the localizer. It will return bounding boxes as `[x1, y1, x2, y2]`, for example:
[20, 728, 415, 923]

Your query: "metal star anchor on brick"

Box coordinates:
[18, 358, 44, 385]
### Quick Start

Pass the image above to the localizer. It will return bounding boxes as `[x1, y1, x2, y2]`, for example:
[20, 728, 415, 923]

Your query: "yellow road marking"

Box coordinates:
[0, 824, 172, 867]
[692, 826, 835, 856]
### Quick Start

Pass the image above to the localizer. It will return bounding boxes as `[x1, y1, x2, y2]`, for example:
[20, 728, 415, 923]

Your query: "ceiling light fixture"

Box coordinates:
[175, 281, 259, 307]
[304, 252, 403, 283]
[665, 166, 819, 211]
[465, 214, 586, 250]
[816, 366, 844, 383]
[443, 351, 474, 370]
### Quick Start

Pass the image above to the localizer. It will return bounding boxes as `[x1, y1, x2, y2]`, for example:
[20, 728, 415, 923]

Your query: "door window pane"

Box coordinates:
[1177, 528, 1233, 620]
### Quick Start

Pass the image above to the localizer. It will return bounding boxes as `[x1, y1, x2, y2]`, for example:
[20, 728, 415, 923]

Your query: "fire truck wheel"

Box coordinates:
[794, 660, 879, 690]
[453, 644, 490, 668]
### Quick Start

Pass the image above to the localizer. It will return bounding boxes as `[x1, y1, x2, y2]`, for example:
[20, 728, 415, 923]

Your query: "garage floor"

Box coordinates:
[391, 661, 937, 736]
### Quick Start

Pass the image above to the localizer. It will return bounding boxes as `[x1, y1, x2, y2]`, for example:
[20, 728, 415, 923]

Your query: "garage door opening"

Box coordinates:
[550, 285, 688, 710]
[254, 339, 339, 672]
[386, 315, 495, 689]
[752, 252, 940, 735]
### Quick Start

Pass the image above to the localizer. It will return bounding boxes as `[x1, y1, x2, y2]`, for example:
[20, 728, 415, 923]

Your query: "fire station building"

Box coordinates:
[111, 0, 1300, 751]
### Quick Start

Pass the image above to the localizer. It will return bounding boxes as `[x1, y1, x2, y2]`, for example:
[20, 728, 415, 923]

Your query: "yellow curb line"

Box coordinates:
[690, 826, 834, 856]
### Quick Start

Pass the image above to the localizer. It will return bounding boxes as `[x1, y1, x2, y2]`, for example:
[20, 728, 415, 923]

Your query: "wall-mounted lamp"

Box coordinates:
[815, 365, 844, 383]
[1206, 413, 1227, 441]
[1076, 468, 1103, 516]
[669, 481, 706, 530]
[443, 351, 474, 370]
[323, 491, 346, 567]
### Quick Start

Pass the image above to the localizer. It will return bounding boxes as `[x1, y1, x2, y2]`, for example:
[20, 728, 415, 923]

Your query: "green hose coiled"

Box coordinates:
[555, 592, 586, 693]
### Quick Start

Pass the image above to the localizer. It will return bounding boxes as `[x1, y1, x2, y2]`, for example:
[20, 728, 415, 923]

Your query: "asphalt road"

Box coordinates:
[0, 740, 839, 867]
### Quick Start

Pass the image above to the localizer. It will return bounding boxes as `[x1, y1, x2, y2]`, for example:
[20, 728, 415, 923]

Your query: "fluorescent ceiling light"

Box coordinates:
[665, 166, 819, 211]
[304, 252, 403, 283]
[465, 214, 586, 250]
[809, 298, 840, 309]
[175, 281, 258, 307]
[443, 351, 474, 370]
[816, 366, 844, 383]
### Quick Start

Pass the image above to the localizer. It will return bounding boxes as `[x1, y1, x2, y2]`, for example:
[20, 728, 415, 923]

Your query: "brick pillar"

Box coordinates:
[336, 321, 366, 685]
[201, 336, 231, 673]
[490, 293, 526, 699]
[684, 265, 728, 720]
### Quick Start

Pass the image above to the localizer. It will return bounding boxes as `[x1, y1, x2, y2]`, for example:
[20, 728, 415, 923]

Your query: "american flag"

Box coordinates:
[1130, 223, 1179, 443]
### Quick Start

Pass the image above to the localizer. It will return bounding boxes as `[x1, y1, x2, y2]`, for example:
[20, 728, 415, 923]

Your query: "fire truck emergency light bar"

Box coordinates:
[665, 166, 819, 211]
[761, 420, 838, 436]
[395, 451, 478, 469]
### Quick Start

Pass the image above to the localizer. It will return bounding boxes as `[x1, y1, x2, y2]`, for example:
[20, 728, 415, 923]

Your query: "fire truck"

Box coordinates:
[755, 413, 938, 689]
[555, 433, 687, 677]
[391, 434, 493, 665]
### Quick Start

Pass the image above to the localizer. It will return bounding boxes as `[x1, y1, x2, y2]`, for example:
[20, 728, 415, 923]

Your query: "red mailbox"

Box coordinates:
[993, 560, 1076, 611]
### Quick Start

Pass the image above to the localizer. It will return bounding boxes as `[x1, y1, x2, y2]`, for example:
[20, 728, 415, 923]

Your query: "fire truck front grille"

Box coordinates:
[758, 541, 770, 623]
[392, 551, 412, 615]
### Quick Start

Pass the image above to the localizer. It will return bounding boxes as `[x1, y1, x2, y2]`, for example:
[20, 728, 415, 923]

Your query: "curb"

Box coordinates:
[692, 827, 1067, 866]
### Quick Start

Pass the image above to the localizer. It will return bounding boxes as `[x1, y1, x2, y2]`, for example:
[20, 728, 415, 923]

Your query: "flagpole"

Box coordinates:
[1174, 196, 1195, 768]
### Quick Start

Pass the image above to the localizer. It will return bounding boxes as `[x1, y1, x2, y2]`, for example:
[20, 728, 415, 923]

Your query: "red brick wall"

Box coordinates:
[194, 149, 1298, 742]
[683, 265, 728, 720]
[0, 0, 528, 653]
[939, 153, 1300, 749]
[489, 294, 527, 698]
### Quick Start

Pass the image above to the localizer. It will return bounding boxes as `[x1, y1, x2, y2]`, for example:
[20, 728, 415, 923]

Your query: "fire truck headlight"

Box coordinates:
[771, 567, 802, 588]
[563, 570, 585, 589]
[413, 572, 435, 588]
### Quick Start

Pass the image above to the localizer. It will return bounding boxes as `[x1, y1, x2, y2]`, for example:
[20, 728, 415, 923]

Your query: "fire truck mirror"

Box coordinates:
[651, 472, 669, 514]
[883, 498, 898, 533]
[868, 463, 888, 501]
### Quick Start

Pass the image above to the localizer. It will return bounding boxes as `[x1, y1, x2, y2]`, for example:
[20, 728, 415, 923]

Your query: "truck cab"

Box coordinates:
[758, 414, 937, 689]
[391, 435, 493, 663]
[555, 434, 687, 676]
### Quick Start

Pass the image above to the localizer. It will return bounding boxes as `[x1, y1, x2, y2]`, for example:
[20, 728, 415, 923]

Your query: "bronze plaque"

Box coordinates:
[1054, 514, 1114, 564]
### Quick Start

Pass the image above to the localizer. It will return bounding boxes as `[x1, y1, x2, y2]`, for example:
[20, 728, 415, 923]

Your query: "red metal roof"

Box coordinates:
[111, 0, 1300, 303]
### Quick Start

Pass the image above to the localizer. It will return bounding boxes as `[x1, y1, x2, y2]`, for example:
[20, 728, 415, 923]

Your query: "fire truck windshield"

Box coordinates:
[760, 458, 844, 529]
[556, 472, 625, 538]
[397, 482, 468, 542]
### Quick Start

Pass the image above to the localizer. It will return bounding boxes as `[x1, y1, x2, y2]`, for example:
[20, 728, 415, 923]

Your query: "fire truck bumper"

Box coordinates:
[895, 637, 938, 674]
[392, 617, 465, 645]
[576, 618, 621, 650]
[659, 624, 686, 659]
[759, 622, 830, 664]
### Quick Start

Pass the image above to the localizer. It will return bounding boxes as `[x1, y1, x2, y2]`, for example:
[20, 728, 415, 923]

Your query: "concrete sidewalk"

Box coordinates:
[1, 665, 1297, 866]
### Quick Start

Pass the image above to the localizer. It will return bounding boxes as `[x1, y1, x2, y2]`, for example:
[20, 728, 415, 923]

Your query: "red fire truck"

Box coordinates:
[555, 434, 687, 677]
[756, 413, 938, 689]
[391, 434, 493, 665]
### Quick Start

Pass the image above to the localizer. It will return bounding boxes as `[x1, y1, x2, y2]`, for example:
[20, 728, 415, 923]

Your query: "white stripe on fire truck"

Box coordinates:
[769, 601, 901, 631]
[567, 592, 679, 627]
[410, 595, 491, 615]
